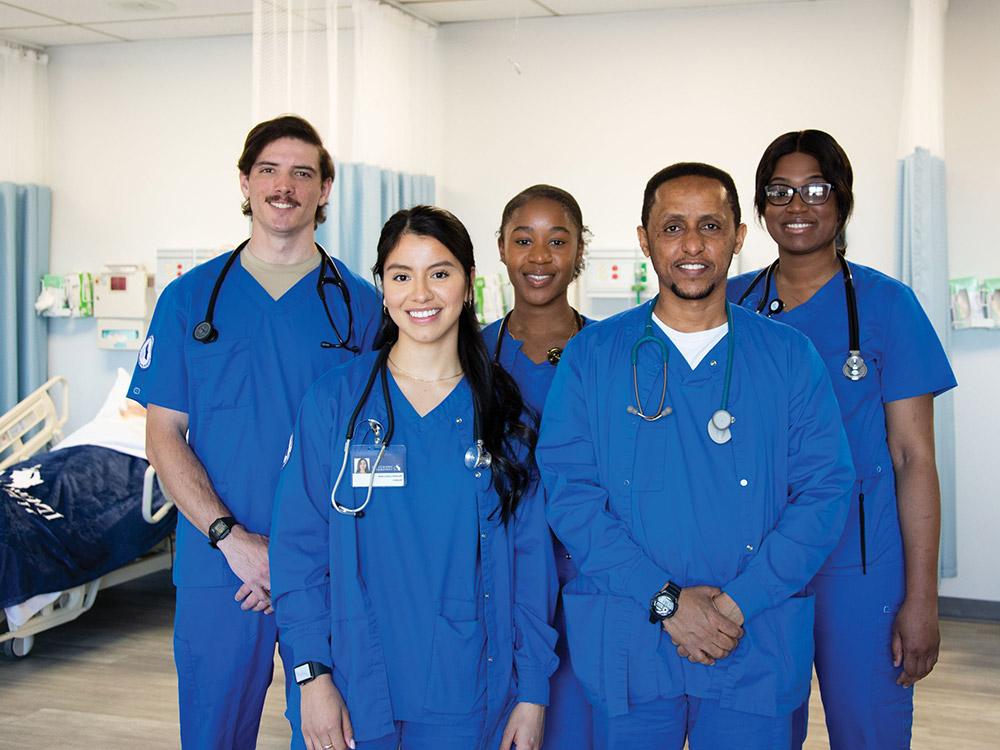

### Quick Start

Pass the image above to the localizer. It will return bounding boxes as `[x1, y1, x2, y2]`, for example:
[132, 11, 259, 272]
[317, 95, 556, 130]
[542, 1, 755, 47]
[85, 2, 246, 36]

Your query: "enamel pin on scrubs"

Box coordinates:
[628, 300, 737, 444]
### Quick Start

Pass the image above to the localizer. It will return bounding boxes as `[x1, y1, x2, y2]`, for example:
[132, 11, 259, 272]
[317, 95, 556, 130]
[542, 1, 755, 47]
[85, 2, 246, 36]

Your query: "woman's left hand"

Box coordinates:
[499, 701, 546, 750]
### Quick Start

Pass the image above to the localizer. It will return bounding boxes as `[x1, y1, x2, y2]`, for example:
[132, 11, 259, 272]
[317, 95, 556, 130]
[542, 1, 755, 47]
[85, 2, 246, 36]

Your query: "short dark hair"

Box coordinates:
[497, 184, 591, 278]
[641, 162, 742, 230]
[237, 114, 335, 225]
[754, 129, 854, 239]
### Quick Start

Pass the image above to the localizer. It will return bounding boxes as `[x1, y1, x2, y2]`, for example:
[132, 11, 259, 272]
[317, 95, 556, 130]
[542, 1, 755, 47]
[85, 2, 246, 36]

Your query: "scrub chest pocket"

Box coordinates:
[189, 338, 254, 411]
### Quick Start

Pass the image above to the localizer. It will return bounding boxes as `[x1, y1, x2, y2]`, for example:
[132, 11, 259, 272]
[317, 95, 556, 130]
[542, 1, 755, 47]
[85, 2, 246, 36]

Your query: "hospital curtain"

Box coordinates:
[896, 0, 957, 578]
[317, 163, 436, 276]
[0, 184, 51, 413]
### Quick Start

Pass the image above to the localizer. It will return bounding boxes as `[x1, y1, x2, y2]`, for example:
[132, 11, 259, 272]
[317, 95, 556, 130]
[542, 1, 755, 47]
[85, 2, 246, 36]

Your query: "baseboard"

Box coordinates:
[939, 596, 1000, 622]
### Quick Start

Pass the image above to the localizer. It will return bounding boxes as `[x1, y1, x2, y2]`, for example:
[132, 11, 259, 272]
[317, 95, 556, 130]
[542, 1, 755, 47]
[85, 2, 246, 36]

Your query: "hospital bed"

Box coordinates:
[0, 372, 176, 658]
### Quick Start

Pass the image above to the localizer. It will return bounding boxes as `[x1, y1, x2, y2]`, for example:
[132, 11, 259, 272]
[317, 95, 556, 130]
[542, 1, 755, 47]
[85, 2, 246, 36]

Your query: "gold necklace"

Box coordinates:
[388, 356, 463, 383]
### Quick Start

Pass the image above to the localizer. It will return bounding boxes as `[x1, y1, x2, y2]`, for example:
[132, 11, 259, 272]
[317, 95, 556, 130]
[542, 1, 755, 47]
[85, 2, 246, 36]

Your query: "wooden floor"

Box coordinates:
[1, 571, 998, 749]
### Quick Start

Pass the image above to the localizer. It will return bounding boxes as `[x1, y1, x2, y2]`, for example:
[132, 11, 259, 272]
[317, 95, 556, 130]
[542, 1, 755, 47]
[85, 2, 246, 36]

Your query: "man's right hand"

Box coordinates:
[301, 676, 355, 750]
[217, 526, 272, 613]
[662, 585, 744, 666]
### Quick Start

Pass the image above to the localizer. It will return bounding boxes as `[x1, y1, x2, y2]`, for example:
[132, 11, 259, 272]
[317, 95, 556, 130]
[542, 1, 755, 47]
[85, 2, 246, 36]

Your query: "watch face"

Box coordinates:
[294, 664, 312, 683]
[654, 594, 676, 618]
[210, 519, 227, 538]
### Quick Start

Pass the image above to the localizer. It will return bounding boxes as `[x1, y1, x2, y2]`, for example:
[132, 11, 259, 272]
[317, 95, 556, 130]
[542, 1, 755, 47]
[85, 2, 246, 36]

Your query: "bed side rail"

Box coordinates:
[142, 464, 176, 523]
[0, 377, 69, 472]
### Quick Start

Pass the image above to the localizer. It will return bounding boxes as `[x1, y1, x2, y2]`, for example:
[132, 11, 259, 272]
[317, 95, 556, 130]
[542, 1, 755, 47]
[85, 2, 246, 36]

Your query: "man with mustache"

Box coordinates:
[129, 116, 380, 748]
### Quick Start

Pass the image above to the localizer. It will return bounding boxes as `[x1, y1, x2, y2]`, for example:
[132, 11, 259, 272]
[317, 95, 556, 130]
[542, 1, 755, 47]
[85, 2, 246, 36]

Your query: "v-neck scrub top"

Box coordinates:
[128, 249, 381, 587]
[728, 262, 957, 574]
[270, 352, 559, 742]
[536, 302, 854, 718]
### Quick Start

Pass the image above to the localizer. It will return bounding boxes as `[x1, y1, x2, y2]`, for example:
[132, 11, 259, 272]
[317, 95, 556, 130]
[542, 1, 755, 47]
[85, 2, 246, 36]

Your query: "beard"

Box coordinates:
[669, 281, 717, 301]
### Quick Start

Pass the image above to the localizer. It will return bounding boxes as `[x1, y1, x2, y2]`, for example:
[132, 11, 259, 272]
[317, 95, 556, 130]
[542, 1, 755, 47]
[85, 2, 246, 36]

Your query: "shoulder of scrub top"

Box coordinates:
[300, 348, 382, 415]
[726, 267, 765, 304]
[552, 301, 654, 368]
[844, 260, 918, 304]
[329, 253, 379, 303]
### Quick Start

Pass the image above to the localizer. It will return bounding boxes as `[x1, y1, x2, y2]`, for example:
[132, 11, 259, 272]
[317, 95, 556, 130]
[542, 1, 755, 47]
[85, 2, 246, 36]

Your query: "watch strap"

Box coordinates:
[208, 516, 238, 548]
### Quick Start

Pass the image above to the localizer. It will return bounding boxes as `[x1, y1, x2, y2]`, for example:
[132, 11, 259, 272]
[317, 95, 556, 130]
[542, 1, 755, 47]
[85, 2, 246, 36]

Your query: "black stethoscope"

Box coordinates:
[330, 348, 491, 518]
[493, 309, 584, 366]
[736, 254, 867, 381]
[192, 239, 358, 352]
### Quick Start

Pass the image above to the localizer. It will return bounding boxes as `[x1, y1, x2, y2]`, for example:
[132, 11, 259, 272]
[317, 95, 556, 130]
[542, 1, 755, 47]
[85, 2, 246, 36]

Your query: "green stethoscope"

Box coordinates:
[626, 300, 736, 445]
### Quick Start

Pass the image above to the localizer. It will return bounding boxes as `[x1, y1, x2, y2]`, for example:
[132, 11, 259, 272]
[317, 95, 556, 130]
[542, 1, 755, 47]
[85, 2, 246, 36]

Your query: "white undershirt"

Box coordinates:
[651, 313, 728, 370]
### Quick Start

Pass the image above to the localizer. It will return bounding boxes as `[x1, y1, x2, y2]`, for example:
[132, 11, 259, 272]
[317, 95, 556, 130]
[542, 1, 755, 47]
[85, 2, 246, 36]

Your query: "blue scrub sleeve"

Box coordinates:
[881, 285, 957, 403]
[538, 341, 672, 611]
[127, 280, 189, 412]
[724, 339, 854, 621]
[270, 387, 334, 667]
[511, 477, 560, 705]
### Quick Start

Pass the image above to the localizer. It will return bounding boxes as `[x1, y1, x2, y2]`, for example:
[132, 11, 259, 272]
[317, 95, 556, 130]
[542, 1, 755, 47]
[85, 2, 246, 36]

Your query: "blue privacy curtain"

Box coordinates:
[0, 183, 50, 413]
[896, 148, 956, 578]
[317, 162, 436, 279]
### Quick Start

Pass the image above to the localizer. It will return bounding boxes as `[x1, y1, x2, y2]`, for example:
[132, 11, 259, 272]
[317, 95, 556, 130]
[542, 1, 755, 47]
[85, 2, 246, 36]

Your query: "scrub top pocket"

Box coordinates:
[189, 338, 254, 411]
[423, 598, 487, 715]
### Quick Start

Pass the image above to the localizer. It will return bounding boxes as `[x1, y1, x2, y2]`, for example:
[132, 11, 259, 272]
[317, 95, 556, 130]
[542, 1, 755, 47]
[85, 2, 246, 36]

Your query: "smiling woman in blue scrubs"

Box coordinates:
[481, 184, 593, 750]
[728, 130, 957, 749]
[271, 205, 558, 750]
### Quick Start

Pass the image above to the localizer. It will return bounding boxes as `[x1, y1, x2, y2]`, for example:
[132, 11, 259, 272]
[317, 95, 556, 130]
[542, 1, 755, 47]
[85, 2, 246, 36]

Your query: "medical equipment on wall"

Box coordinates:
[627, 301, 736, 444]
[493, 309, 584, 366]
[949, 276, 994, 329]
[156, 247, 217, 296]
[580, 248, 653, 319]
[35, 273, 94, 318]
[94, 265, 155, 351]
[984, 278, 1000, 328]
[193, 239, 358, 351]
[738, 255, 868, 381]
[330, 348, 489, 517]
[475, 273, 513, 325]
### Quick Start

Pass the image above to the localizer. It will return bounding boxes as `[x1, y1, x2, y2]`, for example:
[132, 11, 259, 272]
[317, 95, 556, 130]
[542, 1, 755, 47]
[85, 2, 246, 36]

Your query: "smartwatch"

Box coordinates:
[649, 581, 682, 624]
[208, 516, 238, 548]
[294, 661, 332, 686]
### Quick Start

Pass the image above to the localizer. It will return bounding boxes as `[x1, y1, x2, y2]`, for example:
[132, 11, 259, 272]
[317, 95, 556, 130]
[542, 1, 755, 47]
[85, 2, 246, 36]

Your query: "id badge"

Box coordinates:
[351, 445, 406, 487]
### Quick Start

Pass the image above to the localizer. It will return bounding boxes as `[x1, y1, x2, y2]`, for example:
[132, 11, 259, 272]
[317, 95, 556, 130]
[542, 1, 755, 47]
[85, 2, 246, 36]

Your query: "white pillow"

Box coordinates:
[95, 367, 134, 421]
[52, 368, 148, 459]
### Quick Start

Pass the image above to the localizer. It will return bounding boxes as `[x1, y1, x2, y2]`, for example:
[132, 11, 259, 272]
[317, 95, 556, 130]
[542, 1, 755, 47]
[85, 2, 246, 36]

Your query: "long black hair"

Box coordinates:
[372, 205, 537, 524]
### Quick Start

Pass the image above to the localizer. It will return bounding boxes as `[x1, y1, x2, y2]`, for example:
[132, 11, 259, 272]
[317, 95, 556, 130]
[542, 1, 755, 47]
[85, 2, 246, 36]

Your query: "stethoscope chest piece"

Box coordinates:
[707, 409, 734, 445]
[193, 320, 218, 343]
[843, 351, 868, 381]
[464, 439, 492, 471]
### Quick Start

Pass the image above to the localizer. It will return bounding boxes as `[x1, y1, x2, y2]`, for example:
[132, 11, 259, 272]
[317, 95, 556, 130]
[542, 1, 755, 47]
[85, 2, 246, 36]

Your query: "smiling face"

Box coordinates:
[762, 151, 840, 257]
[637, 175, 746, 303]
[239, 137, 332, 240]
[382, 232, 470, 348]
[498, 197, 584, 309]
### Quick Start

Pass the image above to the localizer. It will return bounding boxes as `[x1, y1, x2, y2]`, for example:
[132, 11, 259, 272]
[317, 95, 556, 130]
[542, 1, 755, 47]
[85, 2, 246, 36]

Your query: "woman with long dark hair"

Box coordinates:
[729, 130, 956, 749]
[271, 205, 558, 750]
[481, 184, 593, 749]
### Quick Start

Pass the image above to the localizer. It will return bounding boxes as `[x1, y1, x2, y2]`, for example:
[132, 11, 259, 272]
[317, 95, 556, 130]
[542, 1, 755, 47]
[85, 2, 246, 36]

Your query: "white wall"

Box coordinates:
[46, 36, 253, 433]
[938, 0, 1000, 603]
[438, 0, 908, 278]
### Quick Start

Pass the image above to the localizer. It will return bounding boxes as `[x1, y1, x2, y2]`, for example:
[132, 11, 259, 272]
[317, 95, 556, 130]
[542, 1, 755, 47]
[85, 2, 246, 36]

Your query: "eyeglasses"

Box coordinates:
[763, 182, 834, 206]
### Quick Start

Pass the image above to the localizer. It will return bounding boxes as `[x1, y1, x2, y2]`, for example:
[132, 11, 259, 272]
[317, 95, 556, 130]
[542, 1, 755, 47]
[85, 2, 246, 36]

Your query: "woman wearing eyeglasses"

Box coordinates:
[728, 130, 956, 749]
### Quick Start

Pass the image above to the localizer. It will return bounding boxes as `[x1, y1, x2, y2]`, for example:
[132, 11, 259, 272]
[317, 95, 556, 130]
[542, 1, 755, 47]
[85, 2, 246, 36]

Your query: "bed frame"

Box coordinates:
[0, 377, 175, 658]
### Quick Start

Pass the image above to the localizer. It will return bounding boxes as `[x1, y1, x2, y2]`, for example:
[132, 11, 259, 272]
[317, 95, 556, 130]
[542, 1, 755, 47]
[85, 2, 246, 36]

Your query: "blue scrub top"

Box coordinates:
[128, 249, 381, 587]
[481, 315, 593, 417]
[536, 302, 854, 719]
[270, 352, 559, 742]
[728, 262, 957, 574]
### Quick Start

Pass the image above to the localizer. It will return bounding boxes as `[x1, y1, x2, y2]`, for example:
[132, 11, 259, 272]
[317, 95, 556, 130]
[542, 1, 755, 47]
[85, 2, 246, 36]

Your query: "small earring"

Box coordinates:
[382, 306, 389, 316]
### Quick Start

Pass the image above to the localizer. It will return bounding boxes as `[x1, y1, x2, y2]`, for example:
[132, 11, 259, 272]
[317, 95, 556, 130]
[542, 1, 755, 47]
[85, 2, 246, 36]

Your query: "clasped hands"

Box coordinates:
[663, 585, 745, 666]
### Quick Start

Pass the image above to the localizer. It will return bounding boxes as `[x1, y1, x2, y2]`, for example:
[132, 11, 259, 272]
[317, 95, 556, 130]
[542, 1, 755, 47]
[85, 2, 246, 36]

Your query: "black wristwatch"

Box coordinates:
[294, 661, 332, 686]
[649, 581, 682, 623]
[208, 516, 238, 548]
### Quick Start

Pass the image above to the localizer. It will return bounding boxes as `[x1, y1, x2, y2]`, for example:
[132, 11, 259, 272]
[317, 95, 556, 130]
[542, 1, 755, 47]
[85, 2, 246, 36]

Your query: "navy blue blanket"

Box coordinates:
[0, 445, 176, 609]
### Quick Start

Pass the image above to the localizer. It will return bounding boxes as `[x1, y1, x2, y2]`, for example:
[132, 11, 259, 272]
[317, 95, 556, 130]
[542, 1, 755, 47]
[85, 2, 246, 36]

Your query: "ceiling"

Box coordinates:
[0, 0, 806, 47]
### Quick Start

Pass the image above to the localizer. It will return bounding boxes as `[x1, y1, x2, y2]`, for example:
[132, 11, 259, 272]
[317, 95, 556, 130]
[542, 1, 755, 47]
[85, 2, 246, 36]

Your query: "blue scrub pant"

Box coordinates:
[594, 695, 791, 750]
[791, 564, 912, 749]
[357, 713, 486, 750]
[174, 586, 300, 749]
[544, 592, 593, 749]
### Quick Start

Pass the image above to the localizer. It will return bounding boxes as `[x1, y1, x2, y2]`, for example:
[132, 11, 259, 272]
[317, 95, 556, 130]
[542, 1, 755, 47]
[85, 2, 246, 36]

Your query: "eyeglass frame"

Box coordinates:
[763, 182, 835, 206]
